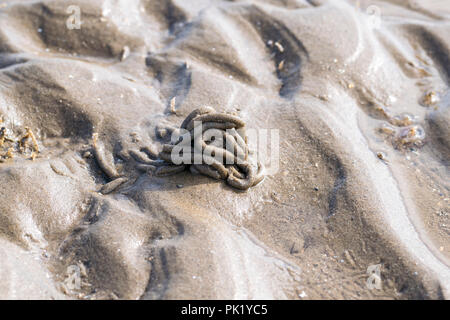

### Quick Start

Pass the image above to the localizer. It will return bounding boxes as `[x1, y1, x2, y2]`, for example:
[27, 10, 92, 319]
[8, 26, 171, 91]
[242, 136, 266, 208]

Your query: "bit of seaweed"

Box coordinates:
[19, 127, 39, 153]
[0, 123, 39, 162]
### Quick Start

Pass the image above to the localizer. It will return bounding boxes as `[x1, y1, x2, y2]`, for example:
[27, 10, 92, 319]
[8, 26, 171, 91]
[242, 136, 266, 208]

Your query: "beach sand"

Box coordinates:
[0, 0, 449, 299]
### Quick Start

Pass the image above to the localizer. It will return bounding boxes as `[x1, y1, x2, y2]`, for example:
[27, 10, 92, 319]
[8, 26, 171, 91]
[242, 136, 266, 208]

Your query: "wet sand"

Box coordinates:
[0, 0, 449, 299]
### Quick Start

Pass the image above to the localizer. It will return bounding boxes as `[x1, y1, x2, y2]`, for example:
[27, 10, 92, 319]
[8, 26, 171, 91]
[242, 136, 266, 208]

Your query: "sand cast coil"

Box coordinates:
[156, 107, 264, 190]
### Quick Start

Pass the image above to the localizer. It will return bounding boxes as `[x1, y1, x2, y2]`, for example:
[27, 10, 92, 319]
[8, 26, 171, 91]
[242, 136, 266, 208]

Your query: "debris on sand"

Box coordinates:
[154, 107, 264, 190]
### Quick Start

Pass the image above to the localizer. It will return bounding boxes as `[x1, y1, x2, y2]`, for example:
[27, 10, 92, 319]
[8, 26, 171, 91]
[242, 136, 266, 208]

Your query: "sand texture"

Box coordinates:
[0, 0, 449, 299]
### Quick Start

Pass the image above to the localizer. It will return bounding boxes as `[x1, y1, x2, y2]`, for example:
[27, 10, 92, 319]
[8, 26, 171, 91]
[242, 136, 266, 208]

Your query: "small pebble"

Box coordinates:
[420, 90, 439, 107]
[376, 151, 386, 161]
[120, 46, 130, 61]
[83, 151, 92, 158]
[274, 41, 284, 52]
